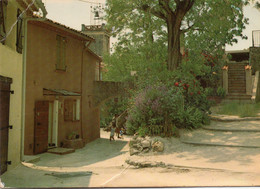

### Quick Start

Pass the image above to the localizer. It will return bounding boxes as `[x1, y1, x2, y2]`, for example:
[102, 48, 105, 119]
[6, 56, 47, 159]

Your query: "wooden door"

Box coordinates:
[34, 101, 49, 154]
[0, 76, 12, 175]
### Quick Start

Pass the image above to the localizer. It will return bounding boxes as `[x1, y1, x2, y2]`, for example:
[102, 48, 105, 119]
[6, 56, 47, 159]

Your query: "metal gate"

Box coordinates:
[0, 75, 12, 175]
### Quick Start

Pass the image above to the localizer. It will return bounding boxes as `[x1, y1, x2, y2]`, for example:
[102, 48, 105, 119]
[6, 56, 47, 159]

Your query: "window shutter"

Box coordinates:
[0, 0, 7, 43]
[61, 38, 66, 69]
[56, 35, 66, 70]
[64, 100, 74, 121]
[56, 35, 61, 69]
[16, 9, 23, 53]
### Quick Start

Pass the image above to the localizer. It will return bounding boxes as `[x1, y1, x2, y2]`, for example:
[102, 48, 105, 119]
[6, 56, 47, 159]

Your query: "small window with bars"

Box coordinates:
[56, 35, 67, 71]
[0, 0, 8, 44]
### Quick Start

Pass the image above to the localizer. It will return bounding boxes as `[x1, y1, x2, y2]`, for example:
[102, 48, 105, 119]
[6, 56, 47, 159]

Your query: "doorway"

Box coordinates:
[48, 100, 58, 148]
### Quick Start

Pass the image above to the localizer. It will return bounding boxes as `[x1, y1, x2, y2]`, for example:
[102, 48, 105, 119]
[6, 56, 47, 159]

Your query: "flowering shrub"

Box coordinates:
[126, 75, 210, 136]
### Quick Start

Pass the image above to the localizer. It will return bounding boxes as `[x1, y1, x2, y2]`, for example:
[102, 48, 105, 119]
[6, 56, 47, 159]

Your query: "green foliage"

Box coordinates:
[105, 0, 249, 73]
[216, 87, 226, 98]
[216, 102, 260, 118]
[205, 88, 215, 96]
[103, 0, 253, 137]
[100, 97, 129, 127]
[103, 42, 167, 82]
[126, 71, 211, 136]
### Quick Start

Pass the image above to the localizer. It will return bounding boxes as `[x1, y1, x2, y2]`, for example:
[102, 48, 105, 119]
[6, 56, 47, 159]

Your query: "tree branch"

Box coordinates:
[181, 23, 195, 33]
[139, 3, 167, 20]
[158, 0, 173, 15]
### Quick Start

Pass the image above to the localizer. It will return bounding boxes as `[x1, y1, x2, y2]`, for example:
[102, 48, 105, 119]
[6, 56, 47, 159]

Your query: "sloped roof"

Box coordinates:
[46, 19, 95, 41]
[29, 18, 95, 42]
[43, 88, 80, 96]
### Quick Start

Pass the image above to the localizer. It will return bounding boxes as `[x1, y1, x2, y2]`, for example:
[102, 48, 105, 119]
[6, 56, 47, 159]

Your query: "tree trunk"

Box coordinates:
[167, 18, 182, 71]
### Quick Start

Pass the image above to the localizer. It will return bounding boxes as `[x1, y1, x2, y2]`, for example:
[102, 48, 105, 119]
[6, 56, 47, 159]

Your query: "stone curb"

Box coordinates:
[202, 126, 260, 132]
[209, 114, 260, 122]
[125, 159, 167, 168]
[180, 140, 260, 148]
[125, 158, 231, 172]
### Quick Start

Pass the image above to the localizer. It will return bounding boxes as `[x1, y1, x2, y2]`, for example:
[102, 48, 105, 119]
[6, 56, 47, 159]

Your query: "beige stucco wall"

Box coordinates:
[0, 1, 23, 171]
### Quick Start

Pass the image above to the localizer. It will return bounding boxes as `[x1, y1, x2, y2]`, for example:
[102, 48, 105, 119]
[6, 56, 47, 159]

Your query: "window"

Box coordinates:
[0, 0, 8, 44]
[16, 9, 23, 53]
[56, 35, 66, 71]
[64, 99, 80, 121]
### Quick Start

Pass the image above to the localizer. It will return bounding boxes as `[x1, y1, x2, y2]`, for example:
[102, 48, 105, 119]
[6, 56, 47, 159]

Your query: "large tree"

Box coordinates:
[105, 0, 249, 71]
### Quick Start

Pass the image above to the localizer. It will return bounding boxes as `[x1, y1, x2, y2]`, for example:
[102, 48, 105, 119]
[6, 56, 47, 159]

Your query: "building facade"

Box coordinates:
[0, 0, 46, 174]
[24, 19, 102, 155]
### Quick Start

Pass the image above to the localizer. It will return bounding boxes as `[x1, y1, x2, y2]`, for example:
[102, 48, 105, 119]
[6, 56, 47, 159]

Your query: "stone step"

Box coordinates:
[228, 74, 245, 77]
[228, 67, 246, 70]
[226, 93, 249, 96]
[228, 70, 245, 72]
[228, 77, 246, 79]
[228, 91, 246, 93]
[226, 93, 251, 97]
[228, 79, 246, 84]
[228, 68, 246, 71]
[180, 129, 260, 148]
[225, 96, 251, 100]
[203, 121, 260, 132]
[228, 87, 246, 89]
[47, 147, 75, 155]
[228, 84, 246, 86]
[228, 91, 247, 94]
[228, 69, 245, 72]
[228, 82, 246, 85]
[228, 74, 246, 78]
[228, 64, 248, 67]
[228, 87, 246, 90]
[228, 81, 246, 84]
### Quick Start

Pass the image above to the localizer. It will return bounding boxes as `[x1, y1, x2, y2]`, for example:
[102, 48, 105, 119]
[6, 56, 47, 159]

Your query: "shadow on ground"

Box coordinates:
[162, 129, 260, 167]
[1, 165, 93, 188]
[34, 138, 128, 167]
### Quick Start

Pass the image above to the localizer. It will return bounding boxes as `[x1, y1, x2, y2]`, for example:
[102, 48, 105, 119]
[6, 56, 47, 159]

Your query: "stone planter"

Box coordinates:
[63, 138, 84, 149]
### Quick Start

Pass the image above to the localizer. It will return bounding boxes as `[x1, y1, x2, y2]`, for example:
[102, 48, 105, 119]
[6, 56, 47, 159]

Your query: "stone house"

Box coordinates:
[0, 0, 46, 174]
[24, 19, 102, 155]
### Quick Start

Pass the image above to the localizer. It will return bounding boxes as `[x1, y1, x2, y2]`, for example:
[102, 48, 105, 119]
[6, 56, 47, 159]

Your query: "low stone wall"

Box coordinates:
[250, 47, 260, 73]
[256, 72, 260, 103]
[93, 81, 134, 106]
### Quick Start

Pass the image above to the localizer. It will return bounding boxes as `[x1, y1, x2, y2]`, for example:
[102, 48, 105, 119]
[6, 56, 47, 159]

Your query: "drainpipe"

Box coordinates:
[21, 12, 47, 161]
[80, 40, 92, 143]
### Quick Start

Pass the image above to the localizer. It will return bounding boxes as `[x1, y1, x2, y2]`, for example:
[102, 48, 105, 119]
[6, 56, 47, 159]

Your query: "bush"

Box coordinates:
[126, 75, 211, 136]
[216, 87, 226, 98]
[100, 97, 129, 127]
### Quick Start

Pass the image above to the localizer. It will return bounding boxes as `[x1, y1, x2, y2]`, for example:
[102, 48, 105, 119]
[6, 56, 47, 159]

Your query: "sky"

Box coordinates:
[43, 0, 260, 51]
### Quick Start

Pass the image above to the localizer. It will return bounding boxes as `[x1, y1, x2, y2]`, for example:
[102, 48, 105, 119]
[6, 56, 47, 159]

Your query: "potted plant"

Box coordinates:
[67, 131, 77, 140]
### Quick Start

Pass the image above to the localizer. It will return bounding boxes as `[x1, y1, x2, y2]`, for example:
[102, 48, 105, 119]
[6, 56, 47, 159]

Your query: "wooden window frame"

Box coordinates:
[64, 99, 80, 122]
[56, 35, 67, 71]
[0, 0, 8, 44]
[16, 9, 23, 53]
